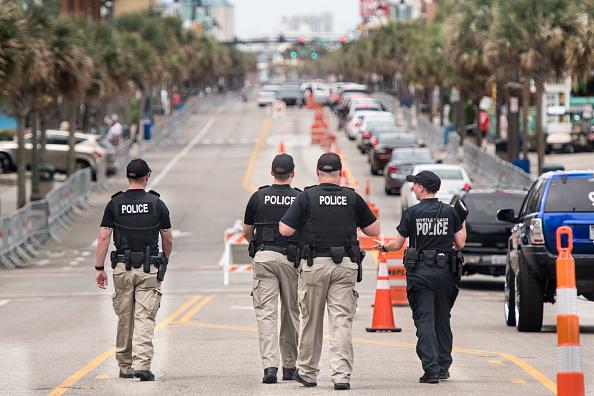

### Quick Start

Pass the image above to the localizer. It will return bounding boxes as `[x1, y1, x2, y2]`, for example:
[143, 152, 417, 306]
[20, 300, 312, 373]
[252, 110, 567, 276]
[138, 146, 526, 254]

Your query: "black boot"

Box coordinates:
[119, 371, 135, 379]
[439, 371, 450, 380]
[419, 373, 439, 384]
[262, 367, 278, 384]
[134, 370, 155, 381]
[334, 383, 351, 390]
[294, 371, 317, 387]
[282, 367, 296, 380]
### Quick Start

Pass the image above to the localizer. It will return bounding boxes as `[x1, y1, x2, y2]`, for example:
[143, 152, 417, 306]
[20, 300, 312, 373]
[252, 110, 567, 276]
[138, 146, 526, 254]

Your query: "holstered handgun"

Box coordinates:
[330, 246, 345, 264]
[157, 254, 168, 282]
[143, 246, 151, 274]
[357, 250, 365, 283]
[110, 251, 117, 269]
[286, 244, 299, 268]
[403, 248, 418, 270]
[248, 241, 257, 258]
[455, 250, 464, 283]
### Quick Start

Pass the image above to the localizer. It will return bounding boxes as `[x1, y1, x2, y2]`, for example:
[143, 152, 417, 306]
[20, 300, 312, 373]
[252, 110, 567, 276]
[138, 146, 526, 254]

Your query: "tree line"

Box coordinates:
[315, 0, 594, 173]
[0, 1, 255, 208]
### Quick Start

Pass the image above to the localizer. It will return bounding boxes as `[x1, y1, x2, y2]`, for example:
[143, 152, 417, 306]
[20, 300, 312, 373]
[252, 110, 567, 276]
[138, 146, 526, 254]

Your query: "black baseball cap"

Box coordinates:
[271, 154, 295, 175]
[406, 170, 441, 192]
[317, 153, 342, 172]
[126, 158, 151, 179]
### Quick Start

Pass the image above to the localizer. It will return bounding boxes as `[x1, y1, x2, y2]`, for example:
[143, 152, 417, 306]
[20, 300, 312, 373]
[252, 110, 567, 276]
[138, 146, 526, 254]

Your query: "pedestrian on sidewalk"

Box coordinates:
[279, 153, 380, 390]
[377, 170, 466, 384]
[95, 158, 173, 382]
[242, 154, 301, 384]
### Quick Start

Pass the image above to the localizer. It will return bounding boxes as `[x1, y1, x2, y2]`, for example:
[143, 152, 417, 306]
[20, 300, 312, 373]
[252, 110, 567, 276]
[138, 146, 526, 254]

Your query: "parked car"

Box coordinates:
[276, 83, 304, 106]
[96, 138, 119, 175]
[451, 190, 527, 276]
[345, 109, 389, 140]
[383, 147, 436, 194]
[0, 130, 108, 177]
[401, 164, 471, 210]
[358, 123, 403, 154]
[312, 83, 331, 105]
[368, 133, 418, 175]
[497, 171, 594, 332]
[257, 85, 279, 107]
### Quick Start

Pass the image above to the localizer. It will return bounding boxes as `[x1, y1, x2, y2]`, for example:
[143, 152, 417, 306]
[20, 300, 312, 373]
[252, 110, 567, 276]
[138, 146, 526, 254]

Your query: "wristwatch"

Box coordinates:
[95, 265, 105, 271]
[381, 245, 388, 253]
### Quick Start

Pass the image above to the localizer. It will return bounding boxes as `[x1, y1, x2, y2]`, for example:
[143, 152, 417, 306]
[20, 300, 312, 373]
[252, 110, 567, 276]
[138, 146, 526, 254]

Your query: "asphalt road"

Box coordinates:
[0, 95, 592, 396]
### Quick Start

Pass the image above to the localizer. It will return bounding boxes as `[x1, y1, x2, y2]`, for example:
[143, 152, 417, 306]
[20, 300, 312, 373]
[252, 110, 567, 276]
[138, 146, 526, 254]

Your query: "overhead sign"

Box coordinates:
[360, 0, 389, 19]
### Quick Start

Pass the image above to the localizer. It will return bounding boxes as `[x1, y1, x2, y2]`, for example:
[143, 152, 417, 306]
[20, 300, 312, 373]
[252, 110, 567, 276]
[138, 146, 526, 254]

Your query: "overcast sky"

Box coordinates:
[231, 0, 360, 38]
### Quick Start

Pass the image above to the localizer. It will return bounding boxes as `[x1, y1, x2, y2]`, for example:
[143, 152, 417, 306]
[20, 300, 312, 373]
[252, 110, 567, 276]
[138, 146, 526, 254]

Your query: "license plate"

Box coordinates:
[590, 225, 594, 240]
[491, 255, 507, 265]
[464, 255, 480, 264]
[552, 143, 563, 149]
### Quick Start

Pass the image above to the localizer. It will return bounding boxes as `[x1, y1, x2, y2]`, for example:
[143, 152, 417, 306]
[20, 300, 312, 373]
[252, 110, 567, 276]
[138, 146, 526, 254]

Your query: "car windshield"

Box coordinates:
[261, 85, 278, 92]
[544, 176, 594, 212]
[379, 133, 415, 146]
[392, 149, 432, 162]
[279, 85, 301, 94]
[354, 107, 379, 113]
[464, 193, 525, 222]
[367, 121, 395, 130]
[427, 168, 464, 180]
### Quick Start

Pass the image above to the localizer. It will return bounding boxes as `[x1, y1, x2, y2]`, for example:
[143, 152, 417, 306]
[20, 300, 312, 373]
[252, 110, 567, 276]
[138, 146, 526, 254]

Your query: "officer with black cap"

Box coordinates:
[95, 158, 173, 382]
[279, 152, 380, 390]
[376, 170, 466, 384]
[242, 153, 301, 384]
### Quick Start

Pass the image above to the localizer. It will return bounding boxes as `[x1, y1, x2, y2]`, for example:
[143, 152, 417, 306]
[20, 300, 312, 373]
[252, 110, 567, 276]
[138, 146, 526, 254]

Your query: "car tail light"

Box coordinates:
[387, 165, 398, 174]
[363, 132, 371, 139]
[529, 218, 545, 244]
[93, 150, 103, 158]
[371, 138, 378, 147]
[463, 183, 471, 191]
[379, 148, 388, 155]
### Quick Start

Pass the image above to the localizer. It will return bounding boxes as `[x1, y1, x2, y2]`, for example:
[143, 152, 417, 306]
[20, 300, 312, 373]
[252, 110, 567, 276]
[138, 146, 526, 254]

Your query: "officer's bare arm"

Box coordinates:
[384, 231, 406, 251]
[96, 227, 112, 267]
[361, 219, 380, 237]
[279, 221, 296, 237]
[454, 222, 467, 249]
[160, 229, 173, 258]
[242, 224, 255, 242]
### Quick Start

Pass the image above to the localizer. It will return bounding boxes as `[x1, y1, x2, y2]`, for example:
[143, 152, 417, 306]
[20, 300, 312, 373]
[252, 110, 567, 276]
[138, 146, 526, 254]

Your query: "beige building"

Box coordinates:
[113, 0, 158, 17]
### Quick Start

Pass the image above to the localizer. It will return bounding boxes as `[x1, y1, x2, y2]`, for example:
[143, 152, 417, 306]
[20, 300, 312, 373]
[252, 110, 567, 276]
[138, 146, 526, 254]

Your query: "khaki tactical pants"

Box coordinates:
[297, 257, 359, 384]
[112, 264, 162, 373]
[251, 250, 299, 369]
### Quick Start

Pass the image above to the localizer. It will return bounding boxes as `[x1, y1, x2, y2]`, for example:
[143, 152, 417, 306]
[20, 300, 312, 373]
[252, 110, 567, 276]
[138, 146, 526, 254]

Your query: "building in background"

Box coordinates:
[161, 0, 234, 40]
[359, 0, 440, 30]
[59, 0, 101, 21]
[209, 0, 234, 41]
[112, 0, 157, 17]
[279, 12, 334, 36]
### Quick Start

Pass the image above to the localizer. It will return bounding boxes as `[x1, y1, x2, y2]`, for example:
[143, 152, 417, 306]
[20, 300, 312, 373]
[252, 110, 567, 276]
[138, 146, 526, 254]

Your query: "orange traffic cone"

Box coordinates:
[366, 253, 402, 332]
[278, 139, 286, 153]
[386, 250, 408, 306]
[365, 180, 371, 198]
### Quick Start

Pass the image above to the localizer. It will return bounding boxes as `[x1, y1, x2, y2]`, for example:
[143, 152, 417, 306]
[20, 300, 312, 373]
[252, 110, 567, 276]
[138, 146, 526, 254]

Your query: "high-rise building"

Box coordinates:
[279, 12, 334, 36]
[160, 0, 234, 40]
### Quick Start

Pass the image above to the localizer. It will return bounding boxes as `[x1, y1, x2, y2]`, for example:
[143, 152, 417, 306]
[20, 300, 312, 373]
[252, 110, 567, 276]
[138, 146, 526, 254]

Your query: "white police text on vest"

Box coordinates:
[319, 195, 347, 206]
[264, 195, 295, 206]
[121, 203, 150, 214]
[416, 218, 448, 236]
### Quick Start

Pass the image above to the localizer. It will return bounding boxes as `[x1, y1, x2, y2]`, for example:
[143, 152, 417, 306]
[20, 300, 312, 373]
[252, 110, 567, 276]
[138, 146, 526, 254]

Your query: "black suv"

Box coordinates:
[451, 190, 526, 276]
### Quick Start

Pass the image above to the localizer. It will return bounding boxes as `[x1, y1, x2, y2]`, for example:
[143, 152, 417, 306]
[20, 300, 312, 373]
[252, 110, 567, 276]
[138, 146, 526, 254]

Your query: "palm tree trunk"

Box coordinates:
[16, 113, 27, 209]
[474, 101, 482, 146]
[30, 112, 41, 201]
[39, 112, 47, 163]
[495, 81, 503, 139]
[522, 78, 530, 159]
[535, 81, 545, 174]
[66, 101, 77, 176]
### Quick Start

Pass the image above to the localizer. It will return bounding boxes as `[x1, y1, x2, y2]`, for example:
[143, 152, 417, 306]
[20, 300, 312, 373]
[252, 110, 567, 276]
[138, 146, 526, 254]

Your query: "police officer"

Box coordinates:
[279, 153, 380, 390]
[95, 158, 173, 382]
[242, 154, 301, 384]
[377, 170, 466, 384]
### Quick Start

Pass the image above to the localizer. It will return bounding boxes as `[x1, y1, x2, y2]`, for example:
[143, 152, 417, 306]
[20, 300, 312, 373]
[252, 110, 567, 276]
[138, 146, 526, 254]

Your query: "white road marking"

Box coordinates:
[76, 257, 85, 262]
[148, 118, 215, 190]
[214, 138, 224, 144]
[91, 239, 98, 248]
[230, 305, 254, 310]
[171, 229, 192, 238]
[0, 299, 11, 308]
[228, 138, 236, 144]
[203, 138, 212, 145]
[81, 251, 91, 257]
[69, 261, 79, 266]
[36, 259, 49, 266]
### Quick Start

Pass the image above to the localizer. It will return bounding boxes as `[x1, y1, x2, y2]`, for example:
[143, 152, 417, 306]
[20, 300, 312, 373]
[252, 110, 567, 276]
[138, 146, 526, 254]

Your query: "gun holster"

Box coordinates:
[157, 254, 168, 282]
[143, 246, 151, 274]
[110, 251, 117, 269]
[248, 241, 257, 258]
[286, 245, 298, 266]
[403, 248, 418, 269]
[123, 250, 132, 271]
[436, 252, 448, 268]
[357, 250, 365, 283]
[301, 245, 313, 267]
[330, 246, 345, 264]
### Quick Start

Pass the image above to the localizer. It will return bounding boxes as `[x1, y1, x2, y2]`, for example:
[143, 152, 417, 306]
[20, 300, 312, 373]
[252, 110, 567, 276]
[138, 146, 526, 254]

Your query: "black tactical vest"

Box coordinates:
[300, 184, 358, 249]
[254, 184, 300, 247]
[111, 190, 161, 255]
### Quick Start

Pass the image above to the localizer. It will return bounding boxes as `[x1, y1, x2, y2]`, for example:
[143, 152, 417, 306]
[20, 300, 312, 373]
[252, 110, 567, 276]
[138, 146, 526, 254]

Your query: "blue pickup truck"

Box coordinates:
[497, 171, 594, 332]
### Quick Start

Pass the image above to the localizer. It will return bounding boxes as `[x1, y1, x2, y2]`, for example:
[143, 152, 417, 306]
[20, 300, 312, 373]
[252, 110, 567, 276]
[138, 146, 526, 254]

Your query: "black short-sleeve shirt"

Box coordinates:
[397, 198, 461, 253]
[100, 190, 171, 229]
[243, 191, 259, 226]
[281, 184, 377, 230]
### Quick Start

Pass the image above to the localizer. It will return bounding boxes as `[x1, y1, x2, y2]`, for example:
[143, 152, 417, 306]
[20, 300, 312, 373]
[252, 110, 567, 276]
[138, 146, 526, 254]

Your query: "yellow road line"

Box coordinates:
[242, 117, 272, 192]
[177, 295, 215, 324]
[177, 319, 556, 394]
[48, 295, 202, 396]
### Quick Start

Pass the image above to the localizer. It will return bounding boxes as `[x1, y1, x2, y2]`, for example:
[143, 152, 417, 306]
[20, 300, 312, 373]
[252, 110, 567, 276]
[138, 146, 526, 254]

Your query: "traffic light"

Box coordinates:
[310, 51, 318, 60]
[290, 51, 298, 59]
[298, 37, 306, 44]
[339, 36, 347, 44]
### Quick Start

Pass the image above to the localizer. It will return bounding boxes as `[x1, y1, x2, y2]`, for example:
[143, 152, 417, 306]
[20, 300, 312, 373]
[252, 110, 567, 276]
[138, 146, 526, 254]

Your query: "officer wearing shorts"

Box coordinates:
[243, 154, 301, 384]
[378, 170, 466, 384]
[95, 158, 173, 382]
[279, 153, 380, 391]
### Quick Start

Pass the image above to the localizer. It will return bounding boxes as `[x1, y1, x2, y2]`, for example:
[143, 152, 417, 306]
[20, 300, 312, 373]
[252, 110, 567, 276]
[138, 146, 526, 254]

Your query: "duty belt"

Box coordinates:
[112, 254, 162, 268]
[314, 247, 350, 258]
[257, 244, 288, 255]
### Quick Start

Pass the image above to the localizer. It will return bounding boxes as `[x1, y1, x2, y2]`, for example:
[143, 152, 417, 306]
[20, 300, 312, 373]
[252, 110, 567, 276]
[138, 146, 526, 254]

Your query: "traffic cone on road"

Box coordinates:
[278, 139, 286, 153]
[386, 249, 408, 306]
[366, 253, 402, 333]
